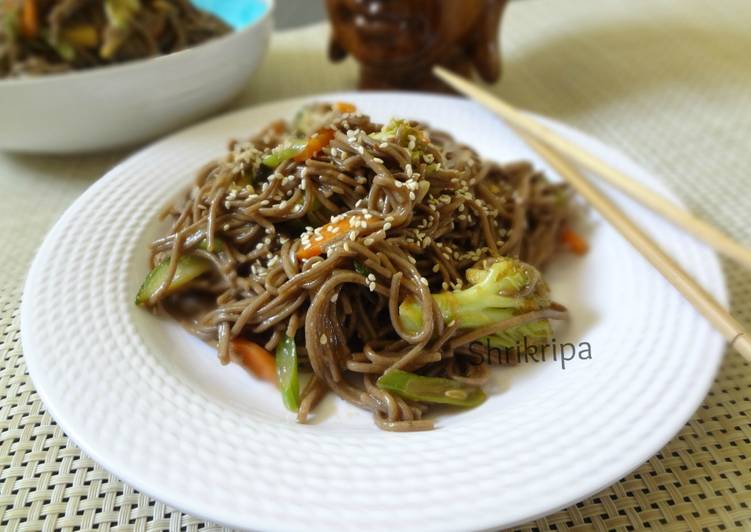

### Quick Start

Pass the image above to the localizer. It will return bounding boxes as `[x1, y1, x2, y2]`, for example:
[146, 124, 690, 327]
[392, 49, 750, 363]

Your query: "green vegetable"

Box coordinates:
[261, 139, 307, 168]
[399, 257, 553, 348]
[353, 261, 370, 277]
[376, 369, 486, 407]
[135, 239, 221, 305]
[2, 7, 19, 39]
[104, 0, 140, 28]
[135, 255, 211, 306]
[275, 336, 299, 412]
[292, 105, 317, 136]
[369, 118, 424, 144]
[44, 31, 76, 61]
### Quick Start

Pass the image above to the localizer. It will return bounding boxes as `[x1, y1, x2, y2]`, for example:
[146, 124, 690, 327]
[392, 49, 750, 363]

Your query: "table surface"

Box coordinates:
[2, 0, 750, 530]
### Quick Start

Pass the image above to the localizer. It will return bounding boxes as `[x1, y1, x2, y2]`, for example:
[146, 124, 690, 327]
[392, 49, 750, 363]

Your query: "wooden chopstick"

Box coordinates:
[433, 66, 751, 270]
[433, 66, 751, 361]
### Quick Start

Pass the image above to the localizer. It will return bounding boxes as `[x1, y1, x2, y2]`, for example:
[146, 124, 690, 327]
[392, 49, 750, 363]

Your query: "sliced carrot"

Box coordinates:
[21, 0, 38, 38]
[269, 120, 286, 135]
[293, 128, 335, 162]
[232, 339, 277, 385]
[296, 217, 352, 260]
[560, 226, 589, 255]
[334, 102, 357, 113]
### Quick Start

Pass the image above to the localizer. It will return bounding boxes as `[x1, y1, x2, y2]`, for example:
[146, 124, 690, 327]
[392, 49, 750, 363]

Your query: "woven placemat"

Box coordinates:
[1, 0, 750, 530]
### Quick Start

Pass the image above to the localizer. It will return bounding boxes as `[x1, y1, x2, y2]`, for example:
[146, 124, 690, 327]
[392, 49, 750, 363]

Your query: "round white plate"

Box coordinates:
[21, 93, 727, 531]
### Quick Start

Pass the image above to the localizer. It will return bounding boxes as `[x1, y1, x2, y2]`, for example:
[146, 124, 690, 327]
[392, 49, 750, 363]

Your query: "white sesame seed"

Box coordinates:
[320, 334, 328, 345]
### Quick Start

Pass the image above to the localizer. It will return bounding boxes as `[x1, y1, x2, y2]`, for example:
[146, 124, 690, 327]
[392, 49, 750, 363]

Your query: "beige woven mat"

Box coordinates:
[1, 0, 750, 529]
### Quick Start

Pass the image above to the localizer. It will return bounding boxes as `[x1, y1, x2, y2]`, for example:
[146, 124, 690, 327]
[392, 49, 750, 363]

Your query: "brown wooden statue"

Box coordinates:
[326, 0, 509, 91]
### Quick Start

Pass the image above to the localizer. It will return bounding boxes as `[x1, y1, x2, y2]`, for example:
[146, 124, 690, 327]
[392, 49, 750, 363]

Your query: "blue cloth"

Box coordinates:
[191, 0, 268, 30]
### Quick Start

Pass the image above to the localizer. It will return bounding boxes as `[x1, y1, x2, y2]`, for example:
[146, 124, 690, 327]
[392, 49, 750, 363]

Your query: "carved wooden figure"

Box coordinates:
[326, 0, 508, 91]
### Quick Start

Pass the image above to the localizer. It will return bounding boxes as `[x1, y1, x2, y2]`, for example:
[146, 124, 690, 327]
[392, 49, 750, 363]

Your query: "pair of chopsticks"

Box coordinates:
[433, 66, 751, 362]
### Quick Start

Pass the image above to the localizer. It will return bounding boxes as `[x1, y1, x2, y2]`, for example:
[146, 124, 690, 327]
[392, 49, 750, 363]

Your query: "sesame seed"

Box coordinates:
[432, 264, 440, 272]
[320, 334, 328, 345]
[420, 277, 429, 286]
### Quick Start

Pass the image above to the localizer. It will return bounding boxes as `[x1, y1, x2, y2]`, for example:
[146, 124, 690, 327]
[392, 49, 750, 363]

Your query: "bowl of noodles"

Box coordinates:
[21, 93, 727, 530]
[0, 0, 273, 153]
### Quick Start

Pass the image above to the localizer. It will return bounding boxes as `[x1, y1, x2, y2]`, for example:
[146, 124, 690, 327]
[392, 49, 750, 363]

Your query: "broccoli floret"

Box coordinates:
[399, 257, 554, 347]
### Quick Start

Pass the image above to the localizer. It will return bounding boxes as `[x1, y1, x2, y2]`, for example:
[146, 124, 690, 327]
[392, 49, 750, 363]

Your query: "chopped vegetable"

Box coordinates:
[262, 128, 335, 168]
[293, 129, 335, 162]
[334, 102, 357, 113]
[104, 0, 140, 28]
[369, 118, 428, 145]
[262, 139, 308, 168]
[21, 0, 38, 38]
[45, 31, 76, 61]
[2, 6, 19, 40]
[275, 336, 299, 411]
[135, 255, 211, 305]
[296, 218, 353, 260]
[101, 0, 140, 59]
[399, 257, 553, 348]
[353, 261, 370, 277]
[560, 226, 588, 255]
[135, 239, 222, 305]
[233, 339, 277, 385]
[377, 369, 486, 407]
[61, 24, 99, 48]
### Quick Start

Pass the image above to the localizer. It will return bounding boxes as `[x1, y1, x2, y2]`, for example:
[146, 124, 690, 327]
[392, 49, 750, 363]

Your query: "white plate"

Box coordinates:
[0, 0, 273, 153]
[21, 93, 727, 531]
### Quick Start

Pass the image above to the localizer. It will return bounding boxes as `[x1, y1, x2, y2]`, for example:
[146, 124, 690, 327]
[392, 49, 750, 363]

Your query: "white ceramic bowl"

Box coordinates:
[0, 0, 273, 153]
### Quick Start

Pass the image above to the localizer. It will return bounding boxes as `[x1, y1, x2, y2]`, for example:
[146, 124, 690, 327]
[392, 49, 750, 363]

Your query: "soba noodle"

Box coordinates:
[140, 102, 577, 431]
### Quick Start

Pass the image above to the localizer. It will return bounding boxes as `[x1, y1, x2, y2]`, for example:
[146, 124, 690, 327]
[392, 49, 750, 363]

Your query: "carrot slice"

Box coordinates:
[296, 218, 352, 260]
[560, 226, 589, 255]
[232, 339, 277, 385]
[334, 102, 357, 113]
[21, 0, 38, 38]
[293, 128, 335, 162]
